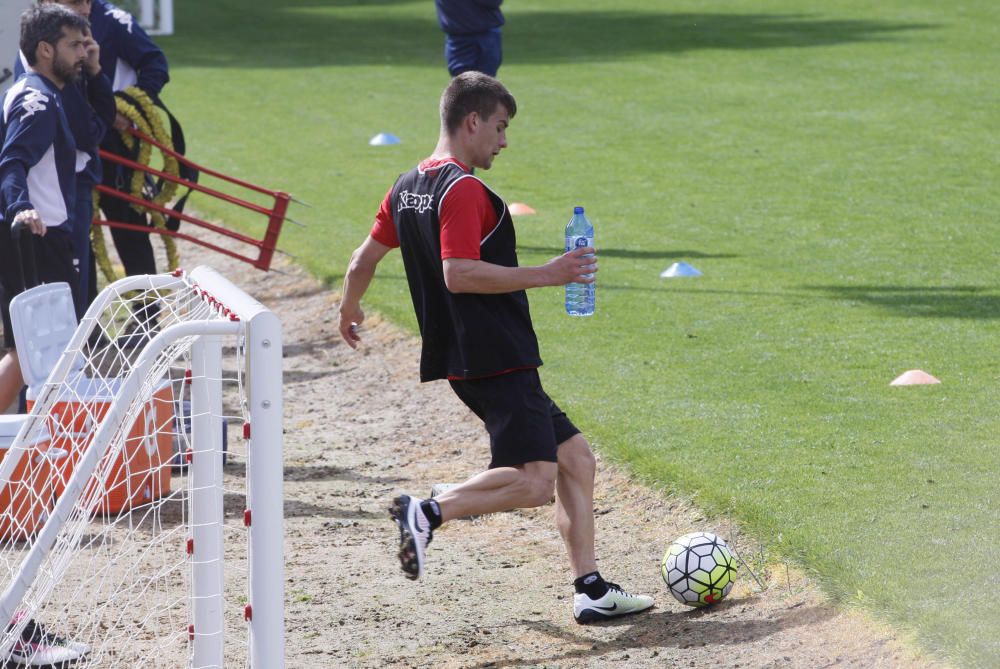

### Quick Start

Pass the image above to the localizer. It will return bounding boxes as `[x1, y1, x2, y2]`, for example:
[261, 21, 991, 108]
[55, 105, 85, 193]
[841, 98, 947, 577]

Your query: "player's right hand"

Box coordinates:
[113, 112, 132, 131]
[13, 209, 45, 236]
[338, 305, 365, 349]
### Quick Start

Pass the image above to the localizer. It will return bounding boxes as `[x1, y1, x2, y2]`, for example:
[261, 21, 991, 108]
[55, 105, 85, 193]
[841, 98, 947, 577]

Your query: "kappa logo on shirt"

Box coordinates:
[398, 190, 434, 214]
[19, 87, 49, 120]
[106, 5, 135, 33]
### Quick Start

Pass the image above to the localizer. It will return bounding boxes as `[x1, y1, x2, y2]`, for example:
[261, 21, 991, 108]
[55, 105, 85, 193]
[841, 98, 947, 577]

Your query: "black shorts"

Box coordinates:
[1, 226, 78, 350]
[449, 368, 581, 469]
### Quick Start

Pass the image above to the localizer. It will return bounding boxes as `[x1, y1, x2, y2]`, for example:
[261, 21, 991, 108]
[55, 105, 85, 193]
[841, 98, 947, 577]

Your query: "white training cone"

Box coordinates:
[890, 370, 941, 386]
[660, 262, 702, 278]
[369, 132, 401, 146]
[509, 202, 536, 216]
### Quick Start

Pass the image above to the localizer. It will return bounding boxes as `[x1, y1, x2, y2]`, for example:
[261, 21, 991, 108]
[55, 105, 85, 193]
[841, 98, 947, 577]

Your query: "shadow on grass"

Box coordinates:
[517, 245, 738, 260]
[507, 12, 936, 64]
[464, 601, 835, 668]
[597, 283, 1000, 322]
[804, 284, 1000, 319]
[166, 5, 935, 69]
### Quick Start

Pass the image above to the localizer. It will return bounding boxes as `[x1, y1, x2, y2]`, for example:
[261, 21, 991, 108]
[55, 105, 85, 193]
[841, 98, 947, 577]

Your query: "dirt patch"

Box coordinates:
[181, 242, 947, 669]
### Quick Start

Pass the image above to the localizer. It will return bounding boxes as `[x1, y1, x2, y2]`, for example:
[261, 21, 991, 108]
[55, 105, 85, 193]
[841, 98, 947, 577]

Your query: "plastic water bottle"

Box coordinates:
[565, 206, 595, 316]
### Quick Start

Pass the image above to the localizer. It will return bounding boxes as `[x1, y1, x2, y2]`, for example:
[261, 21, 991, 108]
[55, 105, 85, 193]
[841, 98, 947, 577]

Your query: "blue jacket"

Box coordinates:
[90, 0, 169, 96]
[14, 53, 114, 188]
[1, 72, 77, 229]
[435, 0, 504, 35]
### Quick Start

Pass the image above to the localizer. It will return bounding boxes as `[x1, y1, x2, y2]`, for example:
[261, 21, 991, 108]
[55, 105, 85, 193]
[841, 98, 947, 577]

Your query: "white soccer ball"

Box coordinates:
[661, 532, 737, 607]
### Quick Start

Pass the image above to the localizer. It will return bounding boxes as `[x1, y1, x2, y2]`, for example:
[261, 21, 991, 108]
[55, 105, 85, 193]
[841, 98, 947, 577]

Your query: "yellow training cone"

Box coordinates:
[890, 370, 941, 386]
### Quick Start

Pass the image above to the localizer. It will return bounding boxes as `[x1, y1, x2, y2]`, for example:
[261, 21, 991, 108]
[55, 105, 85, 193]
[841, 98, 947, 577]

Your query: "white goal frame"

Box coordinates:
[0, 267, 283, 668]
[138, 0, 174, 36]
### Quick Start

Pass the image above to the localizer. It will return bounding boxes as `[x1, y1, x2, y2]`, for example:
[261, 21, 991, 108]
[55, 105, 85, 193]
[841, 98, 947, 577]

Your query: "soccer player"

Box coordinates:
[435, 0, 504, 77]
[337, 72, 655, 624]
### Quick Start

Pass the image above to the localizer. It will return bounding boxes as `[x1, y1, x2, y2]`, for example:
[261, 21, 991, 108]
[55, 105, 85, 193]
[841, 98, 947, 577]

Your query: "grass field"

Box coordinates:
[160, 1, 999, 665]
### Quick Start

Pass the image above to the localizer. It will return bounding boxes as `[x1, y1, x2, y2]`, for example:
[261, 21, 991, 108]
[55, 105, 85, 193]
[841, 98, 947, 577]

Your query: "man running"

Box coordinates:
[338, 72, 654, 624]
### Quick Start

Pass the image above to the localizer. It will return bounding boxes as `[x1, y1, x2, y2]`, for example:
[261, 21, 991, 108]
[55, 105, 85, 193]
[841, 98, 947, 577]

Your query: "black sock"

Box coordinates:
[573, 571, 609, 599]
[420, 499, 443, 530]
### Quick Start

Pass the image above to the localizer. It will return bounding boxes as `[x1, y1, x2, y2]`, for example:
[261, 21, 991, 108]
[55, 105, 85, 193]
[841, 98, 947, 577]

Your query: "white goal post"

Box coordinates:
[113, 0, 174, 36]
[0, 267, 283, 667]
[138, 0, 174, 36]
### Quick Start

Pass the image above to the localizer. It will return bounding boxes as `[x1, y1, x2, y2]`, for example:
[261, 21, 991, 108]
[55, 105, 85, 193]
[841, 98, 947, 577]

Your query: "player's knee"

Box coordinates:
[526, 476, 556, 507]
[515, 470, 555, 508]
[559, 436, 596, 479]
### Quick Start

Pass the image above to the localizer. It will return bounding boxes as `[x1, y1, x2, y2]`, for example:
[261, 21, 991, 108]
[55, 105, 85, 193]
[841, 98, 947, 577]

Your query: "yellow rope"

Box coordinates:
[91, 189, 116, 282]
[93, 87, 183, 281]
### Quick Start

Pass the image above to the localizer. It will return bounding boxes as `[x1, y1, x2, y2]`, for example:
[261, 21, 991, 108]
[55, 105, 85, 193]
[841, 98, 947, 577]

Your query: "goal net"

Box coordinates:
[0, 267, 283, 668]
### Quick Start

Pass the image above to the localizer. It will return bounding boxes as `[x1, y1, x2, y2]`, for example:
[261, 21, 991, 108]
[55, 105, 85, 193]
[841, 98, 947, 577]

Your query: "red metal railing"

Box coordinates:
[96, 127, 300, 271]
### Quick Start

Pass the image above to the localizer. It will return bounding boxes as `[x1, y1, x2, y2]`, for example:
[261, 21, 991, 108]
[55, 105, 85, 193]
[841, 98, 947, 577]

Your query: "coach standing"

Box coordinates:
[435, 0, 505, 77]
[90, 0, 169, 331]
[14, 0, 116, 318]
[0, 7, 87, 455]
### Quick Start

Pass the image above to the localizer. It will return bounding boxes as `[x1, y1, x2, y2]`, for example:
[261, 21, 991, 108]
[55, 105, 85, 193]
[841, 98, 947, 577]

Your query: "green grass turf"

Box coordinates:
[160, 1, 999, 664]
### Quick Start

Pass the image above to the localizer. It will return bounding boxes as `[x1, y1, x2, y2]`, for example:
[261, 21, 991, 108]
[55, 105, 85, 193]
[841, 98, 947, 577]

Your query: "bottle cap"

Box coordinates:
[573, 206, 584, 214]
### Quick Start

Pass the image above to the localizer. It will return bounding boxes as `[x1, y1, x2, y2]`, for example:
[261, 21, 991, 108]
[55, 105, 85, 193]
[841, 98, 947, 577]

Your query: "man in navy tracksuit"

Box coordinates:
[88, 0, 169, 295]
[435, 0, 504, 77]
[337, 73, 655, 625]
[1, 5, 89, 420]
[14, 0, 116, 317]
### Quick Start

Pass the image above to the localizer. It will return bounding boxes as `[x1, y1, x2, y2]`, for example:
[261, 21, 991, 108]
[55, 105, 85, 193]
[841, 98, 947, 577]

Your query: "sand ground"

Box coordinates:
[175, 240, 949, 669]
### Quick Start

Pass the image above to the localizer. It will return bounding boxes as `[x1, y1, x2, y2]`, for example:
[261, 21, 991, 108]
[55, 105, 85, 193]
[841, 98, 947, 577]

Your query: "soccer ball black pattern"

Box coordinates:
[661, 532, 737, 607]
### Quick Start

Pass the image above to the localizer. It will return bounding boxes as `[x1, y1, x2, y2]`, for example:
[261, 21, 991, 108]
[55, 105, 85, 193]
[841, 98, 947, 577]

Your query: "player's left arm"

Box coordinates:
[443, 250, 597, 294]
[439, 177, 597, 294]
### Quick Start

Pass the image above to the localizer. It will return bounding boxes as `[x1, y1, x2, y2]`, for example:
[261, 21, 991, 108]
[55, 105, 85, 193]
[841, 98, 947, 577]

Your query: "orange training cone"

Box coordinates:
[890, 370, 941, 386]
[509, 202, 536, 216]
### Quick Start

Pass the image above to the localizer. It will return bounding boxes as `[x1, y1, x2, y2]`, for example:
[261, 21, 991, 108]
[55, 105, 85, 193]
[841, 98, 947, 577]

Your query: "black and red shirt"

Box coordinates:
[371, 157, 541, 382]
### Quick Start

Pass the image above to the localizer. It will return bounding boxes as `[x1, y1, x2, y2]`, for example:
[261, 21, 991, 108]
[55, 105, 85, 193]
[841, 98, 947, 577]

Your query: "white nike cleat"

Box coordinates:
[573, 582, 655, 624]
[390, 494, 433, 580]
[8, 615, 89, 666]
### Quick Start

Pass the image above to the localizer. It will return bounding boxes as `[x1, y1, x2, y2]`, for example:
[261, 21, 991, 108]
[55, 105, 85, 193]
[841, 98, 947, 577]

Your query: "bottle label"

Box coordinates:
[566, 236, 593, 252]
